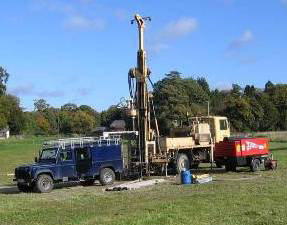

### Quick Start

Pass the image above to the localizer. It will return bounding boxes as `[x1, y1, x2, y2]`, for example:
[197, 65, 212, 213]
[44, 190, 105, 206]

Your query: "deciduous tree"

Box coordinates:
[0, 66, 9, 96]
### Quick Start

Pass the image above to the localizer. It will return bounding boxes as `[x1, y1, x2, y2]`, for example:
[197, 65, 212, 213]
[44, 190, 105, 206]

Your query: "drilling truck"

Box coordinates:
[125, 14, 231, 175]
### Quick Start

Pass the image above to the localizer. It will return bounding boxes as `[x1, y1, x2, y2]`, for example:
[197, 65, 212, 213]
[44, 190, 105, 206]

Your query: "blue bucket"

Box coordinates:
[181, 170, 192, 184]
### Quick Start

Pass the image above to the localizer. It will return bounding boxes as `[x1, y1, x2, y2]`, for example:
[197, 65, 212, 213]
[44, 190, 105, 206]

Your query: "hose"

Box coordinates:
[128, 74, 136, 99]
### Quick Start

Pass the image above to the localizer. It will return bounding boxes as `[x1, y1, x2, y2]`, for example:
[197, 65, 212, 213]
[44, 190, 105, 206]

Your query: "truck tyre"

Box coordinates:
[100, 168, 115, 186]
[17, 183, 33, 192]
[80, 179, 95, 186]
[34, 174, 54, 193]
[250, 159, 260, 172]
[225, 163, 236, 172]
[215, 162, 223, 168]
[191, 161, 200, 169]
[176, 153, 190, 174]
[225, 163, 231, 171]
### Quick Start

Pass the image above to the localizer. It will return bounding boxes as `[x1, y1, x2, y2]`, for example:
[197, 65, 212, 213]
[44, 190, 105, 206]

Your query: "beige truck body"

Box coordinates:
[159, 137, 195, 152]
[158, 116, 230, 153]
[159, 137, 213, 153]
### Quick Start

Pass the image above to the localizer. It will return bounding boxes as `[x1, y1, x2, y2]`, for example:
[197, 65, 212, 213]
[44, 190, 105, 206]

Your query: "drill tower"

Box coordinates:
[129, 14, 152, 170]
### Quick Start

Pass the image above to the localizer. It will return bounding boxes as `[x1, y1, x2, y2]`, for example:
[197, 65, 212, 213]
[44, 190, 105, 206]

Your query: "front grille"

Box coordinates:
[15, 169, 31, 180]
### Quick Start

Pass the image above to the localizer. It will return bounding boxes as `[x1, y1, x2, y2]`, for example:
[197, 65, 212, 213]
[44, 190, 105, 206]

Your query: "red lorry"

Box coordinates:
[215, 137, 277, 172]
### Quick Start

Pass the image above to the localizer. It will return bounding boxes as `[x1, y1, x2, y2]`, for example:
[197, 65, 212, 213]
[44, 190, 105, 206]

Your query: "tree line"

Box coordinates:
[153, 71, 287, 135]
[1, 67, 287, 135]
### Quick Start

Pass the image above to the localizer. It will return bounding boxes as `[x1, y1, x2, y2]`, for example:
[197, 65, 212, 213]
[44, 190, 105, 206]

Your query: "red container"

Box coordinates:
[215, 138, 269, 158]
[214, 138, 272, 172]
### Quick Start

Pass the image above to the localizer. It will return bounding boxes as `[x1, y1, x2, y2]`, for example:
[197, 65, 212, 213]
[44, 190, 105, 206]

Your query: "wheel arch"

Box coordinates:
[99, 164, 116, 173]
[34, 170, 55, 181]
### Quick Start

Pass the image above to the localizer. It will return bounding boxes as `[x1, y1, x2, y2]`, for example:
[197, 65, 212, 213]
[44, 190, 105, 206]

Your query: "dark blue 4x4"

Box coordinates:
[14, 137, 123, 193]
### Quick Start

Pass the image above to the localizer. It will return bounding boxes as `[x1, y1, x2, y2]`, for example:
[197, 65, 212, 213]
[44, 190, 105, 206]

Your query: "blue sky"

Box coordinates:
[1, 0, 287, 111]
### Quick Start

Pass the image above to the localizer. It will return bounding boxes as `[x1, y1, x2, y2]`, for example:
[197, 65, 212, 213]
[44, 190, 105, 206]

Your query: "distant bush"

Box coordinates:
[245, 131, 287, 142]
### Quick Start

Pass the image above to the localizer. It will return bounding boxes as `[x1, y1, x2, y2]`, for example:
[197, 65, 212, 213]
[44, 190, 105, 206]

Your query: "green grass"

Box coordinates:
[0, 138, 287, 225]
[0, 137, 46, 185]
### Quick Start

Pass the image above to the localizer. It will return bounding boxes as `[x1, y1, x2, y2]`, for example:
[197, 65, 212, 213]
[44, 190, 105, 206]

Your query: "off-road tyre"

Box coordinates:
[175, 153, 190, 174]
[191, 161, 200, 169]
[80, 179, 95, 186]
[225, 163, 236, 172]
[215, 162, 223, 168]
[250, 158, 260, 172]
[17, 183, 33, 192]
[34, 174, 54, 193]
[99, 168, 115, 186]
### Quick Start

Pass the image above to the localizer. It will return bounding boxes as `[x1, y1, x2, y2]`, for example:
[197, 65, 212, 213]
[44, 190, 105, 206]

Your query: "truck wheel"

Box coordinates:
[250, 159, 260, 172]
[176, 153, 190, 174]
[215, 162, 223, 168]
[100, 168, 115, 186]
[191, 161, 200, 169]
[80, 179, 95, 186]
[17, 183, 33, 192]
[34, 174, 54, 193]
[225, 163, 231, 171]
[225, 163, 236, 172]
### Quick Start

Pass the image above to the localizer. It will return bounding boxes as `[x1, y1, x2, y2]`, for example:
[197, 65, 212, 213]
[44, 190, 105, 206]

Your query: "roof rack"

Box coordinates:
[43, 136, 121, 149]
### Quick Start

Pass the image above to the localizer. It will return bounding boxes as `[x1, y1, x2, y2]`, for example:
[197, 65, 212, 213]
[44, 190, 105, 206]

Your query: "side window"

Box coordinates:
[60, 151, 73, 161]
[76, 148, 90, 160]
[220, 120, 228, 130]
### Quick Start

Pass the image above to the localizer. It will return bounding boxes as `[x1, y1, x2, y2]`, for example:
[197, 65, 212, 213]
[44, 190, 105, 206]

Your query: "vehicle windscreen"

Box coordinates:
[40, 148, 58, 161]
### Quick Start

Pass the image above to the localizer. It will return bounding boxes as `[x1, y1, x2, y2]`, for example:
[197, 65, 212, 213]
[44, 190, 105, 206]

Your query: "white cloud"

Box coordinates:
[227, 30, 254, 50]
[77, 88, 94, 96]
[64, 16, 105, 31]
[150, 43, 169, 54]
[9, 84, 34, 96]
[9, 84, 65, 98]
[37, 90, 65, 98]
[149, 17, 198, 53]
[163, 18, 198, 39]
[32, 0, 74, 14]
[115, 9, 127, 22]
[214, 82, 232, 91]
[31, 0, 106, 32]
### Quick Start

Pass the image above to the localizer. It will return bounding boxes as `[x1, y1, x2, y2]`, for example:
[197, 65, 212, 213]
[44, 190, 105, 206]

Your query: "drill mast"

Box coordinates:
[129, 14, 152, 169]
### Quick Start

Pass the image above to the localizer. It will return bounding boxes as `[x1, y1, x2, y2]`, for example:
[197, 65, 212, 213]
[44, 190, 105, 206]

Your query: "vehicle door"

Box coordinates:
[218, 119, 230, 142]
[59, 150, 76, 181]
[75, 147, 92, 176]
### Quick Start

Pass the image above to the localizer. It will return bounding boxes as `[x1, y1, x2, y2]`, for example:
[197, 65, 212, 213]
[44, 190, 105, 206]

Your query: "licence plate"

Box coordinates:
[17, 179, 25, 183]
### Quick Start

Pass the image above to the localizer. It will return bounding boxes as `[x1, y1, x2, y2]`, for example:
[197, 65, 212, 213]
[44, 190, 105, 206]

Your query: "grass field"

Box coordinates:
[0, 137, 287, 225]
[0, 136, 49, 185]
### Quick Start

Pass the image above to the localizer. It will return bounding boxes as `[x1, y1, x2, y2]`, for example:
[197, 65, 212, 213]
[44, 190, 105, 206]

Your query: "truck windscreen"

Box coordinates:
[40, 148, 58, 160]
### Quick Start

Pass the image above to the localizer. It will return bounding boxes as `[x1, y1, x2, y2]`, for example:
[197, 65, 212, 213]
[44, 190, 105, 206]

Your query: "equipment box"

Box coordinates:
[214, 138, 275, 172]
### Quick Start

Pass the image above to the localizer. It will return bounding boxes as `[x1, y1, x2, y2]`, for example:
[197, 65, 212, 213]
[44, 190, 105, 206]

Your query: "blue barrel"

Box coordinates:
[181, 170, 192, 184]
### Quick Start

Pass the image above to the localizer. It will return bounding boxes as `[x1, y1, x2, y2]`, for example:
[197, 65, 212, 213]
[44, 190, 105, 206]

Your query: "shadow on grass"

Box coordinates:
[271, 147, 287, 152]
[0, 182, 103, 195]
[190, 167, 251, 175]
[191, 168, 226, 174]
[0, 186, 19, 194]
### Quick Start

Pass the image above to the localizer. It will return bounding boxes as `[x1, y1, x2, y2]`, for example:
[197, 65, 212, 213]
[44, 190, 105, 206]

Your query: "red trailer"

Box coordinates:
[215, 138, 277, 172]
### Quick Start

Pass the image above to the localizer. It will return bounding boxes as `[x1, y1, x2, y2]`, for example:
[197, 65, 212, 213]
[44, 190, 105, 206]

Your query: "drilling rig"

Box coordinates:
[126, 14, 230, 176]
[127, 14, 155, 176]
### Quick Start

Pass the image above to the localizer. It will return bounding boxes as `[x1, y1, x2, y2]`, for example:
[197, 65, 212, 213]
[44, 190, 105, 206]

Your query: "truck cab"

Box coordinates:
[169, 116, 230, 144]
[198, 116, 230, 143]
[14, 137, 123, 193]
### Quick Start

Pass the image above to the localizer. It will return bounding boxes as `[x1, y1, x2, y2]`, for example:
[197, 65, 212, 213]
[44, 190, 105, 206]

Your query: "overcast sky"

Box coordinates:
[1, 0, 287, 111]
